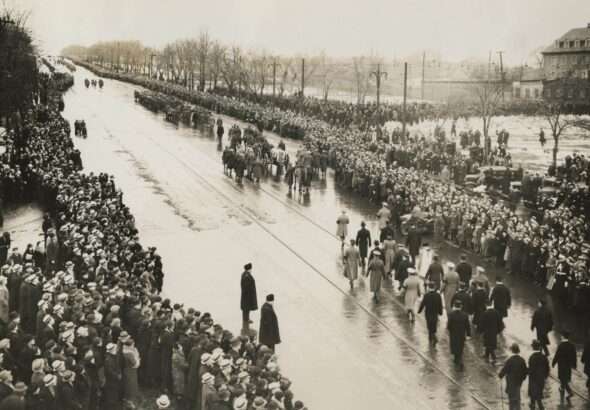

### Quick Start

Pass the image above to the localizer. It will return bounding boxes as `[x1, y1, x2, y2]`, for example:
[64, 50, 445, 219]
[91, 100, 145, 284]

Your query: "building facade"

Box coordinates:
[542, 24, 590, 80]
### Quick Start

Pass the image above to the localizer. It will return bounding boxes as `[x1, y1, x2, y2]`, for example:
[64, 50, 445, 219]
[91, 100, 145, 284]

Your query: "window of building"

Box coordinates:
[568, 88, 574, 99]
[514, 87, 521, 98]
[556, 88, 562, 98]
[545, 88, 552, 98]
[570, 40, 576, 48]
[525, 88, 531, 98]
[534, 89, 540, 98]
[580, 89, 586, 99]
[559, 41, 565, 48]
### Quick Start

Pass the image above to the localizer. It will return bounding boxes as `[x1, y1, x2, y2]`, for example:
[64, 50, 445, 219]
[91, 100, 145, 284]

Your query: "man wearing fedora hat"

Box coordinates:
[259, 294, 280, 352]
[0, 381, 26, 410]
[240, 263, 258, 331]
[528, 340, 550, 410]
[57, 370, 80, 410]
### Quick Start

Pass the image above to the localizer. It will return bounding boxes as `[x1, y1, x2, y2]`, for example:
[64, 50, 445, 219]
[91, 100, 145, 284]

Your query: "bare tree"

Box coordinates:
[277, 58, 293, 97]
[208, 41, 226, 89]
[197, 31, 211, 91]
[314, 51, 338, 101]
[352, 56, 371, 104]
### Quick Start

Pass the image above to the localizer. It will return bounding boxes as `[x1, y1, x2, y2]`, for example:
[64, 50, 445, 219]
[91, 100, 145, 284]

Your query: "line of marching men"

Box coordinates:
[335, 212, 590, 410]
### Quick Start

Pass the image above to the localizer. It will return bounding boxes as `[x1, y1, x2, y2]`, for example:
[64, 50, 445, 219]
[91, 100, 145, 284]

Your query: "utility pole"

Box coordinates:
[497, 50, 505, 102]
[301, 58, 305, 98]
[421, 51, 426, 100]
[150, 53, 156, 79]
[268, 59, 281, 97]
[401, 62, 408, 140]
[370, 63, 388, 107]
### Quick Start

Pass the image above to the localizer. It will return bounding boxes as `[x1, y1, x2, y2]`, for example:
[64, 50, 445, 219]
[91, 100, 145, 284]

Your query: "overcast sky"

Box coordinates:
[8, 0, 590, 65]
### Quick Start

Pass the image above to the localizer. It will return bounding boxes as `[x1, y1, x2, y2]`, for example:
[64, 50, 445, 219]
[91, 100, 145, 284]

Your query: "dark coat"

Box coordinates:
[259, 302, 280, 347]
[531, 306, 553, 345]
[37, 386, 58, 410]
[528, 351, 549, 399]
[490, 284, 511, 318]
[159, 329, 174, 391]
[582, 340, 590, 377]
[447, 309, 470, 356]
[0, 394, 26, 410]
[479, 308, 503, 349]
[418, 291, 443, 321]
[355, 228, 371, 258]
[471, 288, 488, 328]
[451, 290, 473, 315]
[240, 271, 258, 312]
[499, 355, 528, 394]
[406, 230, 422, 256]
[57, 382, 81, 410]
[552, 340, 577, 383]
[456, 262, 472, 285]
[185, 345, 202, 401]
[103, 354, 122, 409]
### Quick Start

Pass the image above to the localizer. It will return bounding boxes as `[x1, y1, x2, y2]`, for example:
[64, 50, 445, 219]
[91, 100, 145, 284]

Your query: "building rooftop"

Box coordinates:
[542, 24, 590, 54]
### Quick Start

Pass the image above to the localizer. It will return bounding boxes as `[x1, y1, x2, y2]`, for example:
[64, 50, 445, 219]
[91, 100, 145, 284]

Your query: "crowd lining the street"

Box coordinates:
[0, 78, 306, 410]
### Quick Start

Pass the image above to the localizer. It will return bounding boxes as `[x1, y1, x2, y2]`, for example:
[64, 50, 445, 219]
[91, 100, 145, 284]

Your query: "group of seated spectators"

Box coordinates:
[0, 75, 307, 410]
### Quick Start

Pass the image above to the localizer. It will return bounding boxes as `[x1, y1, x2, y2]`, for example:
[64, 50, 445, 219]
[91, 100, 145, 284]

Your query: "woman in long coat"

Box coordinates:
[402, 269, 422, 322]
[343, 240, 360, 289]
[442, 263, 460, 312]
[382, 236, 397, 275]
[367, 257, 385, 302]
[171, 343, 187, 402]
[121, 339, 140, 408]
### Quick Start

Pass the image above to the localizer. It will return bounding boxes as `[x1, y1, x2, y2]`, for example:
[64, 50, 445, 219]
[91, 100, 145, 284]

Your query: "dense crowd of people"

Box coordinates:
[0, 78, 307, 410]
[77, 61, 590, 315]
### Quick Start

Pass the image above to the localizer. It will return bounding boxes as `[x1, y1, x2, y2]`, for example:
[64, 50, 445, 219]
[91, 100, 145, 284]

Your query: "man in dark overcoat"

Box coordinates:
[240, 263, 258, 330]
[447, 301, 471, 369]
[490, 277, 511, 328]
[418, 282, 443, 346]
[552, 331, 577, 402]
[159, 320, 174, 394]
[499, 343, 528, 410]
[528, 340, 549, 410]
[531, 299, 553, 356]
[259, 294, 280, 352]
[355, 222, 371, 270]
[479, 300, 503, 363]
[405, 225, 422, 265]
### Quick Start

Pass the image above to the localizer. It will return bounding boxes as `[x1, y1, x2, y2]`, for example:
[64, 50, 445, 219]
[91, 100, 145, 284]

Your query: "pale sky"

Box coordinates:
[8, 0, 590, 65]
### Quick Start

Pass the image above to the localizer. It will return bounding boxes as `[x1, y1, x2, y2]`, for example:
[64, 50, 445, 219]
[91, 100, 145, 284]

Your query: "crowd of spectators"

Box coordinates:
[0, 74, 307, 410]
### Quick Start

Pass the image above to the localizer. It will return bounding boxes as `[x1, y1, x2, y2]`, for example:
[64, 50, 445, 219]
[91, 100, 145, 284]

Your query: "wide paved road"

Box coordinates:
[62, 66, 590, 410]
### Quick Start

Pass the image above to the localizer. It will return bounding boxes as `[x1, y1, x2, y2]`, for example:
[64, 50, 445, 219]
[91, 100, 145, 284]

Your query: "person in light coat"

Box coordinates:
[402, 268, 422, 322]
[0, 277, 8, 324]
[336, 211, 350, 254]
[442, 262, 460, 312]
[416, 243, 433, 279]
[343, 239, 360, 289]
[367, 256, 385, 302]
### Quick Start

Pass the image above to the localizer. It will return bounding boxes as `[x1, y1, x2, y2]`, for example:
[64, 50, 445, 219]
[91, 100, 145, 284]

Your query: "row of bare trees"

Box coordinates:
[62, 35, 389, 102]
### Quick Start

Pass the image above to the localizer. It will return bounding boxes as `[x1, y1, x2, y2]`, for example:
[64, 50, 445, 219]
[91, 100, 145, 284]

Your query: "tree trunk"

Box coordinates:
[552, 135, 559, 170]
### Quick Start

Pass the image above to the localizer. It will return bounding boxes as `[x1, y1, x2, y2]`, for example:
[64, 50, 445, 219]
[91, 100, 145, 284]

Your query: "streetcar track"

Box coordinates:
[75, 69, 589, 407]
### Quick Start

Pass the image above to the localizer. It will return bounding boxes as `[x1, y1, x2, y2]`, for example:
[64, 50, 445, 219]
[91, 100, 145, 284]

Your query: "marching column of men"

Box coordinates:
[340, 214, 590, 407]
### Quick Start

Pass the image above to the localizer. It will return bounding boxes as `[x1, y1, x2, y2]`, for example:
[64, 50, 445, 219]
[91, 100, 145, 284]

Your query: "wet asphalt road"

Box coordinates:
[62, 66, 590, 410]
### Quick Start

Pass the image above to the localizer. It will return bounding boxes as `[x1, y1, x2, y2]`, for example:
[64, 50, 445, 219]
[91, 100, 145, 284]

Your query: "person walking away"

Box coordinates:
[442, 262, 460, 312]
[418, 282, 443, 346]
[425, 255, 444, 290]
[406, 225, 422, 266]
[355, 222, 371, 272]
[367, 255, 385, 302]
[240, 263, 258, 330]
[479, 299, 503, 363]
[376, 203, 391, 236]
[499, 343, 528, 410]
[490, 276, 511, 330]
[471, 266, 490, 294]
[447, 300, 471, 370]
[382, 234, 397, 277]
[583, 329, 590, 394]
[259, 294, 281, 352]
[472, 281, 488, 332]
[456, 254, 473, 285]
[552, 331, 577, 403]
[531, 299, 553, 356]
[451, 282, 473, 318]
[528, 340, 550, 410]
[336, 211, 350, 254]
[343, 240, 360, 290]
[402, 268, 422, 322]
[416, 243, 433, 279]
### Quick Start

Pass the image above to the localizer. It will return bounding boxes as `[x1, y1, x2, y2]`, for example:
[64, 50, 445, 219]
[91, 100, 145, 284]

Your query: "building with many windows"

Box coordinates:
[542, 24, 590, 80]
